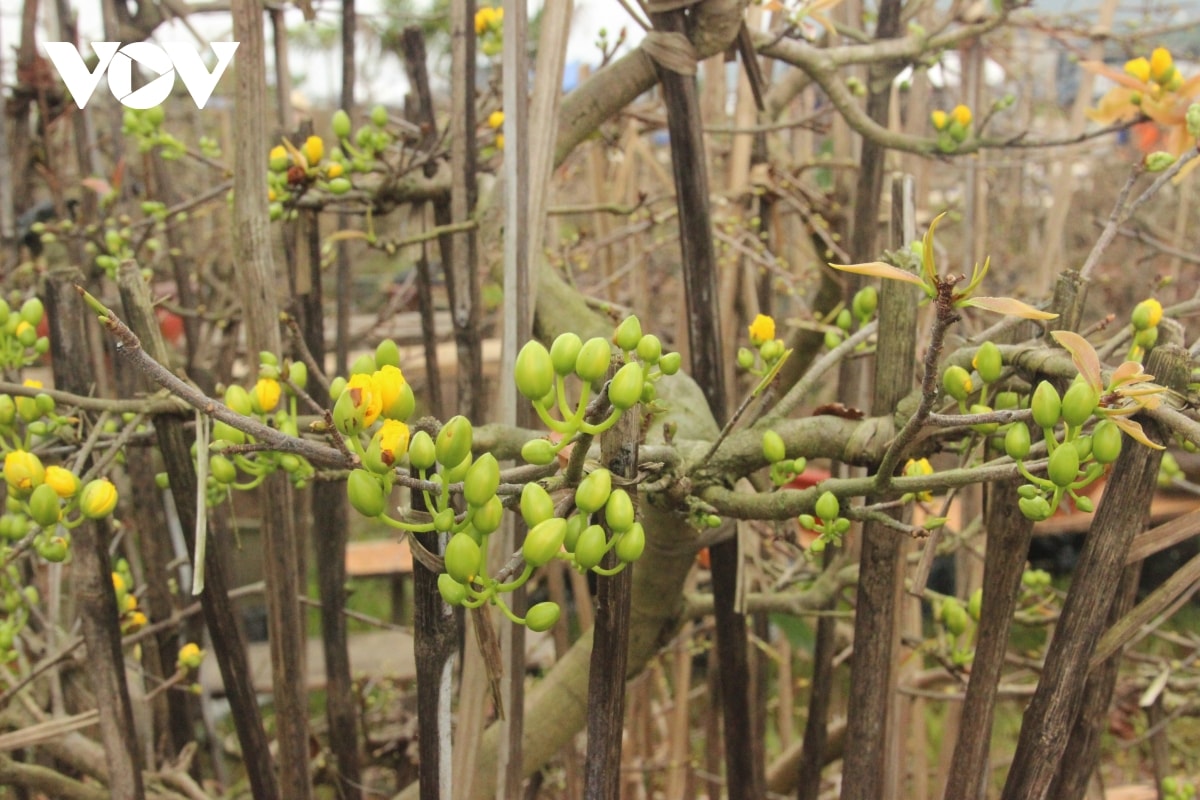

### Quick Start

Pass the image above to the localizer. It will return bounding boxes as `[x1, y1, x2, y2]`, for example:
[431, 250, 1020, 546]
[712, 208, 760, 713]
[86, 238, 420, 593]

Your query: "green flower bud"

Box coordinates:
[967, 588, 983, 621]
[575, 468, 612, 514]
[636, 334, 662, 364]
[1018, 495, 1053, 521]
[550, 332, 583, 376]
[969, 404, 998, 434]
[836, 308, 852, 331]
[814, 491, 839, 521]
[736, 347, 755, 369]
[435, 415, 473, 469]
[1031, 381, 1062, 429]
[0, 396, 13, 426]
[575, 337, 613, 384]
[615, 522, 646, 563]
[1061, 381, 1099, 427]
[471, 494, 504, 535]
[973, 341, 1003, 384]
[209, 454, 237, 484]
[28, 483, 62, 528]
[604, 488, 635, 532]
[462, 452, 499, 508]
[79, 478, 118, 519]
[408, 430, 437, 471]
[347, 470, 386, 517]
[375, 338, 401, 369]
[523, 517, 567, 567]
[942, 365, 973, 402]
[1133, 326, 1159, 349]
[332, 109, 353, 139]
[37, 535, 70, 562]
[613, 315, 643, 352]
[438, 573, 468, 606]
[1144, 151, 1176, 172]
[225, 384, 253, 416]
[444, 533, 481, 584]
[521, 438, 557, 465]
[1091, 419, 1123, 464]
[852, 286, 878, 320]
[19, 298, 44, 327]
[607, 362, 644, 411]
[1047, 444, 1080, 488]
[1074, 495, 1094, 513]
[525, 601, 561, 632]
[370, 104, 388, 128]
[520, 482, 556, 528]
[941, 599, 969, 636]
[563, 513, 587, 553]
[515, 340, 555, 400]
[574, 524, 609, 570]
[658, 352, 682, 376]
[1004, 422, 1031, 461]
[762, 430, 786, 464]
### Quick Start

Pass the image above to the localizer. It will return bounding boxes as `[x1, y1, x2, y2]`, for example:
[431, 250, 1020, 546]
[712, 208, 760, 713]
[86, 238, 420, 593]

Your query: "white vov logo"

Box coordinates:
[44, 42, 239, 110]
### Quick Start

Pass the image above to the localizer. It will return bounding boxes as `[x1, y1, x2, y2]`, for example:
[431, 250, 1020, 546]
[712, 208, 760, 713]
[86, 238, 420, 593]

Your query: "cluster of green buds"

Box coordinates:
[738, 313, 790, 373]
[0, 298, 50, 369]
[474, 5, 504, 56]
[1161, 776, 1197, 800]
[88, 222, 150, 278]
[942, 340, 1016, 432]
[761, 429, 807, 487]
[329, 105, 394, 171]
[1017, 568, 1055, 618]
[932, 587, 982, 667]
[799, 490, 850, 554]
[112, 558, 147, 634]
[822, 287, 877, 351]
[1004, 378, 1121, 521]
[931, 104, 972, 152]
[516, 315, 679, 466]
[177, 352, 315, 502]
[2, 447, 119, 563]
[1128, 297, 1163, 361]
[0, 563, 38, 667]
[122, 106, 185, 161]
[267, 134, 350, 220]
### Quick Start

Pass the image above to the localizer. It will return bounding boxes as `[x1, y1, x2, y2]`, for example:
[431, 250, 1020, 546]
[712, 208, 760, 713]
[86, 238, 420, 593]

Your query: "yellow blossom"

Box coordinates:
[371, 419, 411, 467]
[904, 457, 934, 502]
[304, 135, 324, 166]
[123, 593, 138, 613]
[1150, 47, 1174, 84]
[748, 314, 776, 346]
[112, 572, 126, 594]
[1132, 298, 1163, 330]
[177, 642, 205, 670]
[326, 162, 344, 179]
[45, 465, 80, 499]
[22, 379, 42, 390]
[931, 109, 948, 130]
[474, 6, 496, 34]
[1125, 57, 1151, 83]
[347, 373, 383, 427]
[269, 145, 289, 172]
[79, 478, 118, 519]
[951, 104, 972, 127]
[251, 377, 282, 414]
[488, 110, 505, 129]
[372, 365, 410, 420]
[4, 450, 45, 494]
[124, 611, 147, 632]
[495, 134, 504, 150]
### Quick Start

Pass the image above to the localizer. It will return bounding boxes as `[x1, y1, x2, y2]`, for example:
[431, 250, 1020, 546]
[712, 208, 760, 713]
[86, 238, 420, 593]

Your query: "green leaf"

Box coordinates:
[921, 212, 946, 285]
[1051, 330, 1103, 393]
[960, 296, 1058, 320]
[828, 261, 927, 288]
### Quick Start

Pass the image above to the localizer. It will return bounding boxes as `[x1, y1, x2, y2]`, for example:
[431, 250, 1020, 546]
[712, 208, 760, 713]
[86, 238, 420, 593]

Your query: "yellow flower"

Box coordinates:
[45, 465, 80, 499]
[495, 134, 504, 150]
[952, 104, 972, 127]
[251, 377, 281, 414]
[124, 611, 147, 632]
[474, 6, 496, 34]
[1132, 298, 1163, 330]
[112, 572, 126, 594]
[488, 110, 505, 129]
[1125, 57, 1151, 83]
[177, 642, 205, 670]
[304, 135, 324, 166]
[22, 379, 42, 390]
[372, 365, 409, 420]
[123, 593, 138, 613]
[930, 109, 948, 130]
[904, 457, 934, 502]
[4, 450, 45, 494]
[748, 314, 776, 346]
[1150, 47, 1174, 84]
[326, 162, 344, 179]
[371, 419, 410, 467]
[269, 145, 289, 172]
[347, 373, 383, 427]
[79, 478, 118, 519]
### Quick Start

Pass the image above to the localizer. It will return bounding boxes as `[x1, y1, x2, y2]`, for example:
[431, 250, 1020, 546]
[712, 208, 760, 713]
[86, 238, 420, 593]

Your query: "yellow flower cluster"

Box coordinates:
[334, 364, 414, 437]
[748, 313, 776, 346]
[475, 5, 503, 35]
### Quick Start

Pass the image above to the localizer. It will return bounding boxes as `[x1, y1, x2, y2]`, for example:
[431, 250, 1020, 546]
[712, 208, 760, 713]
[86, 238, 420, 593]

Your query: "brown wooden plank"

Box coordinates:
[345, 539, 414, 578]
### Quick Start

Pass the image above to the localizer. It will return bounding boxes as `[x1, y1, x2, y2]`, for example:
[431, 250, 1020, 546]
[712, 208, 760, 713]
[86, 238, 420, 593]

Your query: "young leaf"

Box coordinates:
[921, 212, 946, 286]
[960, 296, 1058, 320]
[1051, 330, 1103, 392]
[828, 261, 927, 288]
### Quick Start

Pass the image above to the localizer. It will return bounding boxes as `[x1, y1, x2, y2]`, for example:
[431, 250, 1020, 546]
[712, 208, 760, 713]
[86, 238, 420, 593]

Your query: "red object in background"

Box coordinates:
[155, 307, 185, 345]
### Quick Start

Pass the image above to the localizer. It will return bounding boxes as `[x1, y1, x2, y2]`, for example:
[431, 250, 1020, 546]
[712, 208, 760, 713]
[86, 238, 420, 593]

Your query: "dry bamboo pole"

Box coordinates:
[665, 621, 694, 800]
[229, 3, 310, 797]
